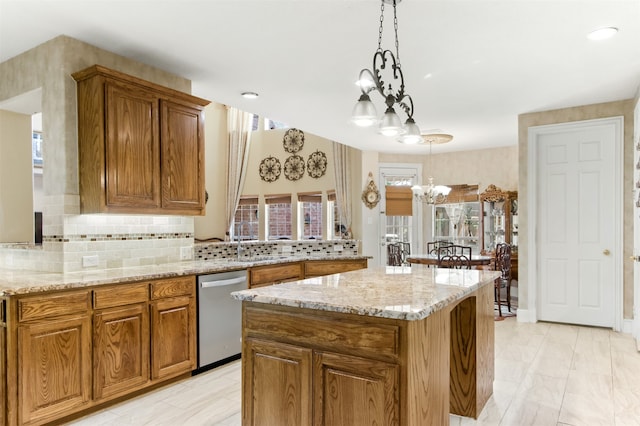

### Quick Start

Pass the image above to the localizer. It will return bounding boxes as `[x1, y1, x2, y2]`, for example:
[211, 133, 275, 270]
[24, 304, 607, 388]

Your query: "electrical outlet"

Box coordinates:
[281, 245, 292, 253]
[180, 246, 193, 261]
[333, 244, 344, 252]
[82, 255, 99, 268]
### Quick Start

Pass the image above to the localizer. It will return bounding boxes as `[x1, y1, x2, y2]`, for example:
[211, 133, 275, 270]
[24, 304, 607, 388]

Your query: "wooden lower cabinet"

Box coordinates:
[244, 338, 312, 425]
[2, 276, 197, 425]
[93, 303, 150, 401]
[18, 314, 92, 425]
[150, 295, 196, 380]
[313, 351, 399, 426]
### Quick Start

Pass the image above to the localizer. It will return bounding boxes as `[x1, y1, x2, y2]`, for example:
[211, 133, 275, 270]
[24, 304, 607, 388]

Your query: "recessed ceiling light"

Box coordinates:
[241, 91, 259, 99]
[587, 27, 618, 41]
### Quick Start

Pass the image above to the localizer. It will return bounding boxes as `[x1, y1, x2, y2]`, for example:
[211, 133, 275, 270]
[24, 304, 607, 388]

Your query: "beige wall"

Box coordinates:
[518, 99, 635, 320]
[0, 110, 33, 242]
[380, 145, 518, 191]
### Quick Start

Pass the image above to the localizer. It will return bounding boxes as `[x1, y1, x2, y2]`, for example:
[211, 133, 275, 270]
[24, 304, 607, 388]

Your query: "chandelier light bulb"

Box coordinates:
[397, 118, 423, 144]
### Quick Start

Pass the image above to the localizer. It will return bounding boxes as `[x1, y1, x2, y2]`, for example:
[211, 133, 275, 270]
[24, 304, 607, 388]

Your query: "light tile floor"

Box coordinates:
[67, 317, 640, 426]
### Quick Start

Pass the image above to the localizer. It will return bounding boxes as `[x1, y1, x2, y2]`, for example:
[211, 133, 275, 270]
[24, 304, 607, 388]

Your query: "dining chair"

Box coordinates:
[427, 241, 454, 256]
[387, 243, 403, 266]
[437, 251, 471, 269]
[399, 242, 411, 265]
[494, 243, 512, 317]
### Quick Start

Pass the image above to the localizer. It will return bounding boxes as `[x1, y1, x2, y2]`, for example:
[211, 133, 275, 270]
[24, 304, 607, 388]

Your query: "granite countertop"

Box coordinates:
[232, 266, 500, 321]
[0, 255, 369, 296]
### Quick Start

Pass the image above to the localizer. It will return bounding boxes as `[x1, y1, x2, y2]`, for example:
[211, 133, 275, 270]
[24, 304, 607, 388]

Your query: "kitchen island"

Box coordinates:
[232, 266, 499, 426]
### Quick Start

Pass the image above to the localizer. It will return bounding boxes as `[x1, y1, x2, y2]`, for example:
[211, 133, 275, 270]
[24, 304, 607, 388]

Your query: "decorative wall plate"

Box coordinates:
[283, 128, 305, 153]
[307, 150, 328, 179]
[284, 155, 305, 181]
[259, 156, 282, 182]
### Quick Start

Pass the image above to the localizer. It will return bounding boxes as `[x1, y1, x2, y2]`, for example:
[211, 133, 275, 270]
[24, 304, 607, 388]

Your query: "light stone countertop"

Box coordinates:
[232, 266, 501, 321]
[0, 255, 369, 296]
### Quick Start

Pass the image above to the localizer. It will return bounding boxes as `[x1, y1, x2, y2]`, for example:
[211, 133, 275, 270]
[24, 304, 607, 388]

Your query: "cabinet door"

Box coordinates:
[94, 303, 150, 401]
[150, 296, 196, 380]
[243, 338, 312, 426]
[105, 79, 161, 209]
[160, 99, 205, 213]
[18, 315, 92, 425]
[313, 351, 399, 426]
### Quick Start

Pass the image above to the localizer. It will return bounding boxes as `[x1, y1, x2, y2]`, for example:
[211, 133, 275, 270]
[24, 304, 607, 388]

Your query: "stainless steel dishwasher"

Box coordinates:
[196, 269, 247, 372]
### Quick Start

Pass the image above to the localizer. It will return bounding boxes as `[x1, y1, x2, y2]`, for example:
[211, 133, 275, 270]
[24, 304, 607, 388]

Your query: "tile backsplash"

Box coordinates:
[195, 240, 359, 261]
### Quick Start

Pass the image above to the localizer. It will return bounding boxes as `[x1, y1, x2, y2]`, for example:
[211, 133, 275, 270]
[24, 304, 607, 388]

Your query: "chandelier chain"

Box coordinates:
[393, 0, 400, 66]
[377, 0, 385, 51]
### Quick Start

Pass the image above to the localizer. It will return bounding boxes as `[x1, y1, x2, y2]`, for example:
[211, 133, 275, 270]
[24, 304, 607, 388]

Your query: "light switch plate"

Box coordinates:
[82, 255, 99, 268]
[180, 246, 193, 260]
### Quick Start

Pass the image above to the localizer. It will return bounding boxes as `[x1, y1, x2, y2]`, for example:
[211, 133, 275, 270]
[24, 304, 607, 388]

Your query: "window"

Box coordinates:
[233, 196, 259, 241]
[265, 194, 292, 240]
[327, 190, 343, 240]
[298, 192, 322, 239]
[264, 118, 289, 130]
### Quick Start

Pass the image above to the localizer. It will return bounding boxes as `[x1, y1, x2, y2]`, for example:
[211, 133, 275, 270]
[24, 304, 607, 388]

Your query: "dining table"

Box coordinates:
[406, 253, 493, 267]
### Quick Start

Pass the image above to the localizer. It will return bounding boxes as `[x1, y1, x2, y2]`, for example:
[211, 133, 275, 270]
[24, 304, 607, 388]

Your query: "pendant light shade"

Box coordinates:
[397, 118, 423, 144]
[378, 107, 404, 137]
[351, 94, 378, 127]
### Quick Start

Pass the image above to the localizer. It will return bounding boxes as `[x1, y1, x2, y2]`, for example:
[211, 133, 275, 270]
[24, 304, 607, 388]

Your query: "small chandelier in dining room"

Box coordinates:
[411, 133, 453, 204]
[351, 0, 423, 144]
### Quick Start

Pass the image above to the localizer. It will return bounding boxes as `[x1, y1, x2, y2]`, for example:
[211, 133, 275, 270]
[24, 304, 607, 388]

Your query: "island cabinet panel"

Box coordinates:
[304, 258, 368, 277]
[243, 338, 312, 426]
[248, 262, 304, 288]
[150, 295, 196, 380]
[93, 303, 150, 401]
[18, 314, 92, 425]
[73, 64, 209, 216]
[313, 351, 399, 426]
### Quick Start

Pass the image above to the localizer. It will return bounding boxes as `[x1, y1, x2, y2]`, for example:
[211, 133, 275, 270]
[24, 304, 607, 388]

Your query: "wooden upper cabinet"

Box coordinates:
[73, 65, 209, 215]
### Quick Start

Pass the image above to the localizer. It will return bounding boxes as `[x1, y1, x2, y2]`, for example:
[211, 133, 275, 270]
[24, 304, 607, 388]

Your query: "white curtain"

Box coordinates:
[225, 107, 253, 237]
[332, 142, 352, 238]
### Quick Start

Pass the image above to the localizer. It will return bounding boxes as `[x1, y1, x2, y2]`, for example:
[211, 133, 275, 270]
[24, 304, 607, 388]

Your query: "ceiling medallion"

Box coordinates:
[283, 128, 305, 153]
[284, 154, 305, 181]
[258, 156, 281, 182]
[307, 150, 328, 179]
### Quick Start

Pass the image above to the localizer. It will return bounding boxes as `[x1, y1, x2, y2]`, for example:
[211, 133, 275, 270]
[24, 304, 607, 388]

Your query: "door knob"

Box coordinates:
[631, 255, 640, 262]
[603, 249, 610, 256]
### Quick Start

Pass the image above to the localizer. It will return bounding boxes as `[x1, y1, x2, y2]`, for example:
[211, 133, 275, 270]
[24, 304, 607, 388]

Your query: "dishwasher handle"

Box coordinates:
[199, 276, 246, 289]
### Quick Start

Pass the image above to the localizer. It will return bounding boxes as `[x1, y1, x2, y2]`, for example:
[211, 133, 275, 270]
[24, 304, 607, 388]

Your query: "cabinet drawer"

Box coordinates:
[249, 263, 303, 287]
[304, 259, 367, 277]
[244, 305, 400, 360]
[150, 276, 195, 300]
[18, 290, 91, 322]
[94, 282, 149, 309]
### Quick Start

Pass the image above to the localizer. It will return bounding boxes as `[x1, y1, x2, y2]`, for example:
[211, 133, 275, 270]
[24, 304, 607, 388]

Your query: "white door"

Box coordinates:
[378, 165, 420, 266]
[535, 118, 621, 328]
[633, 102, 640, 345]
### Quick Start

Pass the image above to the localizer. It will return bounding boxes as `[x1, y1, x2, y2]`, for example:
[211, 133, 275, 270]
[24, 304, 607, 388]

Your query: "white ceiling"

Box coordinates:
[1, 0, 639, 154]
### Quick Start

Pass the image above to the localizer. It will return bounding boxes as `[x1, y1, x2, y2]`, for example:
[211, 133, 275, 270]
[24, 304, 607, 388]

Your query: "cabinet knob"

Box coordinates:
[603, 249, 610, 256]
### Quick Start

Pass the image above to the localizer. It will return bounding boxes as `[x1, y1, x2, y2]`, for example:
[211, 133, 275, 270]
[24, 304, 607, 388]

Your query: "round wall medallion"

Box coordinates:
[307, 150, 328, 179]
[283, 128, 305, 153]
[259, 156, 281, 182]
[284, 155, 305, 181]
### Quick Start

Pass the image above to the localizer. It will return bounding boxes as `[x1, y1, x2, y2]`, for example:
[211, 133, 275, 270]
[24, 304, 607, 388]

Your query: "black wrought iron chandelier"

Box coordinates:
[351, 0, 422, 144]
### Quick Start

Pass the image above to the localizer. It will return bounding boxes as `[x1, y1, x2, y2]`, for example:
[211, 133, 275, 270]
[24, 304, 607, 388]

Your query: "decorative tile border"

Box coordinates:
[195, 240, 360, 261]
[43, 233, 194, 243]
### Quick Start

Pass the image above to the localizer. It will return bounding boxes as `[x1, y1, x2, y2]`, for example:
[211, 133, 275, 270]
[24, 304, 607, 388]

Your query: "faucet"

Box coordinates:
[235, 221, 252, 260]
